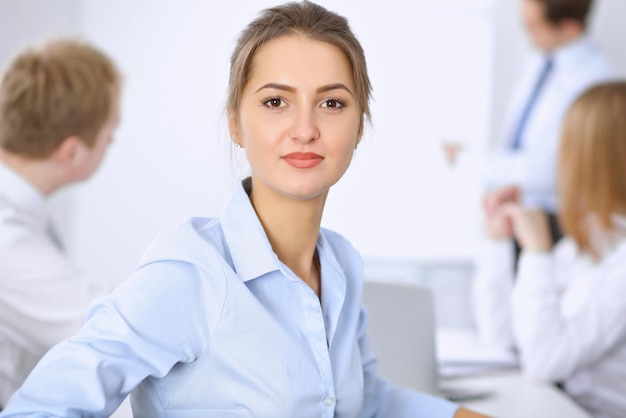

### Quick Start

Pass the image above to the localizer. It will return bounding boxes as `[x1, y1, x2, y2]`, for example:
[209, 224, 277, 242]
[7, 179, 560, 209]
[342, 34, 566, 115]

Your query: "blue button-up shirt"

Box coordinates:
[1, 181, 458, 418]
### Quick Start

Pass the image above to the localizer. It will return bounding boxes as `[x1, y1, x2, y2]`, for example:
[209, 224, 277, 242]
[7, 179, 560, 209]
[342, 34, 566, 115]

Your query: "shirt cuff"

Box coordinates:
[516, 252, 555, 292]
[475, 238, 515, 280]
[479, 238, 514, 257]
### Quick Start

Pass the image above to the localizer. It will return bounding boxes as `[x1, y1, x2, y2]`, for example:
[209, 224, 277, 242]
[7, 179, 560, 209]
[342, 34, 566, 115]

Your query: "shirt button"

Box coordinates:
[324, 396, 336, 407]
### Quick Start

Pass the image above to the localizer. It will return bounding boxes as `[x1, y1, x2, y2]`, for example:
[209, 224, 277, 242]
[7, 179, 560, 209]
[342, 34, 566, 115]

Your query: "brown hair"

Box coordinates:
[227, 1, 371, 133]
[558, 81, 626, 257]
[0, 38, 121, 159]
[530, 0, 593, 27]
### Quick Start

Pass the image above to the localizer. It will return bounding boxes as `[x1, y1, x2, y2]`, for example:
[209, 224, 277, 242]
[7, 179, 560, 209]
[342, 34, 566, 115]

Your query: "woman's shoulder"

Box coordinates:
[105, 217, 232, 352]
[320, 227, 359, 255]
[600, 239, 626, 277]
[135, 217, 227, 270]
[319, 227, 363, 274]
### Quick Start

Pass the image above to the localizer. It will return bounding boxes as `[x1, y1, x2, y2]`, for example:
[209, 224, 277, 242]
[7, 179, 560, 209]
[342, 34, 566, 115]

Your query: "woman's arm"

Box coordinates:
[512, 249, 626, 381]
[1, 261, 221, 416]
[471, 239, 516, 348]
[471, 197, 518, 349]
[505, 206, 626, 380]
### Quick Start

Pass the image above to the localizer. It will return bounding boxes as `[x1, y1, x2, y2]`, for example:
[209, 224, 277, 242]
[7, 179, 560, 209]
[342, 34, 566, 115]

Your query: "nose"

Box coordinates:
[289, 107, 320, 144]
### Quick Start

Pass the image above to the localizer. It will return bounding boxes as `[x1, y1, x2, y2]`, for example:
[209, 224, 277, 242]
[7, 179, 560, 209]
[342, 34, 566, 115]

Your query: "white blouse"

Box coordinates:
[0, 162, 110, 407]
[472, 220, 626, 418]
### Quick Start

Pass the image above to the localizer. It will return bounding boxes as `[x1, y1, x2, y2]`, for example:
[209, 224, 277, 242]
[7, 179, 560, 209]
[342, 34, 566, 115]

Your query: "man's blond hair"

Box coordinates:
[0, 38, 121, 159]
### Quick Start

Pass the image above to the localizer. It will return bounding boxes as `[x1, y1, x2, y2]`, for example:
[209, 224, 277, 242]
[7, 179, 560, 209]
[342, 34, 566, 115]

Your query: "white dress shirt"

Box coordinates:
[0, 180, 459, 418]
[0, 162, 110, 408]
[484, 35, 614, 211]
[472, 219, 626, 418]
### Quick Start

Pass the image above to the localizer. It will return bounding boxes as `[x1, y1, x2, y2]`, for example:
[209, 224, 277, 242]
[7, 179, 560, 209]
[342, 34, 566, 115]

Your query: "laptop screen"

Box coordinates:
[362, 280, 439, 395]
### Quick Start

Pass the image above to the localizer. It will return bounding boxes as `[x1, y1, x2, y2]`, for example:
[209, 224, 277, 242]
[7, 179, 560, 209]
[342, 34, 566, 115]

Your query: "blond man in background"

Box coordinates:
[0, 38, 121, 407]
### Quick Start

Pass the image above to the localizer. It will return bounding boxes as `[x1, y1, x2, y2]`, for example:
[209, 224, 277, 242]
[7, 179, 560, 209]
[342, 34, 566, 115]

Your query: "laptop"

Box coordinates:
[362, 279, 491, 401]
[362, 279, 440, 395]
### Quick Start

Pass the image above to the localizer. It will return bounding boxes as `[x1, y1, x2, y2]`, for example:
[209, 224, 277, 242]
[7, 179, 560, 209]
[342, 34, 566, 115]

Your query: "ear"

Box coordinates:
[53, 135, 84, 168]
[355, 121, 364, 149]
[227, 110, 243, 148]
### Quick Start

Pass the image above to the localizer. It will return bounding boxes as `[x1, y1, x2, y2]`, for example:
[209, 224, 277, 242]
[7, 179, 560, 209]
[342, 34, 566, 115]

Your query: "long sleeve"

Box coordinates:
[0, 236, 109, 351]
[511, 244, 626, 382]
[1, 260, 224, 417]
[471, 239, 516, 349]
[0, 205, 111, 405]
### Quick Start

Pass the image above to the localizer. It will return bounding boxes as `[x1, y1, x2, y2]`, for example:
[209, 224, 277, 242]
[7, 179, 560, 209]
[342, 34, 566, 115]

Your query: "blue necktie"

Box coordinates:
[510, 58, 554, 150]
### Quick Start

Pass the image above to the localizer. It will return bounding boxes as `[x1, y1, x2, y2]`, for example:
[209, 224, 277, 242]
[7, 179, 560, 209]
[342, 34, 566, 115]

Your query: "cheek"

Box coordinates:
[239, 111, 278, 147]
[239, 126, 276, 170]
[331, 125, 360, 166]
[337, 117, 361, 149]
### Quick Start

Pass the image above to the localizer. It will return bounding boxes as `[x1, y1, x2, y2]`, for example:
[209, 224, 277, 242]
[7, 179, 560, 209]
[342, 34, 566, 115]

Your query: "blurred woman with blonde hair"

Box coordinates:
[473, 81, 626, 418]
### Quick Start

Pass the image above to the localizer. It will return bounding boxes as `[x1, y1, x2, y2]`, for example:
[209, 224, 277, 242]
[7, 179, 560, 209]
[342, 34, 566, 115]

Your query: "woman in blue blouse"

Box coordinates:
[1, 2, 484, 417]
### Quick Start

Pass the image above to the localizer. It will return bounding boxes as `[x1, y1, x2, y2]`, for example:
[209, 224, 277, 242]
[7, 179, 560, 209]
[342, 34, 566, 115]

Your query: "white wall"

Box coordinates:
[0, 0, 78, 63]
[67, 0, 243, 285]
[1, 0, 625, 288]
[322, 2, 492, 262]
[591, 0, 626, 74]
[64, 0, 494, 287]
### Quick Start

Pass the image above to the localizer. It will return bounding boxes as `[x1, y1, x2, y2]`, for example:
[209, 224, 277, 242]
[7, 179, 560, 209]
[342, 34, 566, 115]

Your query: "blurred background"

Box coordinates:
[1, 0, 625, 328]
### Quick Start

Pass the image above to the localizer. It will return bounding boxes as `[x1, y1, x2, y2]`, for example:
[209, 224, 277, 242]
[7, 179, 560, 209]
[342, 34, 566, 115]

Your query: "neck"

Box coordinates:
[547, 29, 585, 54]
[0, 149, 64, 196]
[249, 178, 326, 296]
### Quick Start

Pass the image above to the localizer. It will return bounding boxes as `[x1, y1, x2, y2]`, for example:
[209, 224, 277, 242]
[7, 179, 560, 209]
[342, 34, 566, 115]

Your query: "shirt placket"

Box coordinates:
[294, 277, 337, 418]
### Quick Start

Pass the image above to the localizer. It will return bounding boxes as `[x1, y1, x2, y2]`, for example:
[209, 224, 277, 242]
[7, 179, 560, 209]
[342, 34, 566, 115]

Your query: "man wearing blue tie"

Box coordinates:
[482, 0, 614, 256]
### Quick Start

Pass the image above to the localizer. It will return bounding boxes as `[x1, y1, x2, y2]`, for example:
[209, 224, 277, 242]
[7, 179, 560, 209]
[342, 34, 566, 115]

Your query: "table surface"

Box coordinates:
[443, 371, 590, 418]
[436, 328, 591, 418]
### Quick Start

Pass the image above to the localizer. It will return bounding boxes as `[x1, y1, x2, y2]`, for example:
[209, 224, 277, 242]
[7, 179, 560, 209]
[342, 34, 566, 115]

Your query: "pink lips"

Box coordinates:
[282, 152, 323, 168]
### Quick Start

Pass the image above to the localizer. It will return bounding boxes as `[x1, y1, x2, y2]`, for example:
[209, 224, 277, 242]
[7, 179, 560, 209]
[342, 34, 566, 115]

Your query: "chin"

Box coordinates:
[279, 179, 334, 201]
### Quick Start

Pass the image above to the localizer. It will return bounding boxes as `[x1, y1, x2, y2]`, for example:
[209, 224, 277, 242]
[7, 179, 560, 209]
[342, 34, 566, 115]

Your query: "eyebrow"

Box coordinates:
[255, 83, 354, 96]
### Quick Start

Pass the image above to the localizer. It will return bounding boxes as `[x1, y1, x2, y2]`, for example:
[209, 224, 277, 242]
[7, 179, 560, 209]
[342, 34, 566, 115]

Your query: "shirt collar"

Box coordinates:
[219, 180, 350, 325]
[550, 35, 595, 69]
[0, 161, 49, 230]
[219, 179, 282, 282]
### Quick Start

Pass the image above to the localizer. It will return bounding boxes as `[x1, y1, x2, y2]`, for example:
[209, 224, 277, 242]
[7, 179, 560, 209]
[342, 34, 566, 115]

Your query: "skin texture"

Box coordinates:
[501, 204, 553, 252]
[483, 185, 521, 240]
[483, 184, 552, 253]
[228, 34, 361, 297]
[231, 34, 361, 202]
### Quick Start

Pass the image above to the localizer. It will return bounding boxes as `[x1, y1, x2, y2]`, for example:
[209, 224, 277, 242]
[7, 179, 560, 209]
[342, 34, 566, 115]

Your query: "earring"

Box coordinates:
[235, 143, 242, 149]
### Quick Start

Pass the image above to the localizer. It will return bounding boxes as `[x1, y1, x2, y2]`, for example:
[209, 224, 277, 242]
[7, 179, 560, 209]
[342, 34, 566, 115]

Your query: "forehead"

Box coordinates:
[246, 34, 355, 91]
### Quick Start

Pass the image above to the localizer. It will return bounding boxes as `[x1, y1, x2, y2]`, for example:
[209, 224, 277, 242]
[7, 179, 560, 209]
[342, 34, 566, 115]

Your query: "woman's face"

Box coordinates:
[230, 34, 361, 201]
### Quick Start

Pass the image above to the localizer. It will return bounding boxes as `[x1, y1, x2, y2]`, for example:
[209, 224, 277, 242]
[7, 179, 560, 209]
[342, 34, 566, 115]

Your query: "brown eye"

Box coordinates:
[322, 99, 345, 109]
[263, 98, 285, 108]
